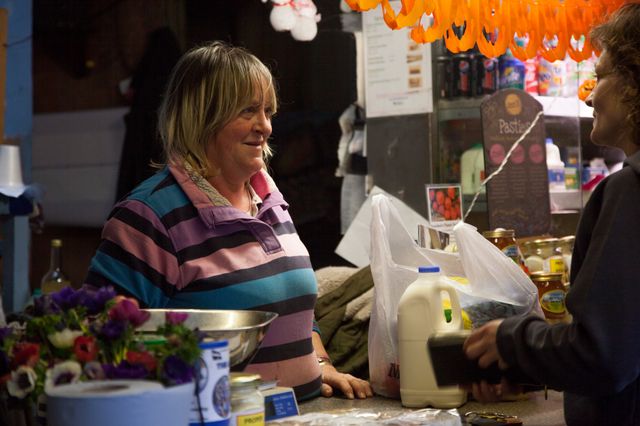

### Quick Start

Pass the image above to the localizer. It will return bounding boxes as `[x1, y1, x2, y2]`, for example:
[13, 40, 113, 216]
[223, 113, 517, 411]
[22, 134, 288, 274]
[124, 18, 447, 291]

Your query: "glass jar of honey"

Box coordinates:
[530, 271, 568, 323]
[482, 229, 522, 265]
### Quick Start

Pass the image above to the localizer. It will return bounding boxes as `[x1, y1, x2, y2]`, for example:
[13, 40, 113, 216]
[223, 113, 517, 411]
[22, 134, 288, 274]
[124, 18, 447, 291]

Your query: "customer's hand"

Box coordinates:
[320, 364, 373, 399]
[463, 319, 507, 369]
[464, 378, 520, 403]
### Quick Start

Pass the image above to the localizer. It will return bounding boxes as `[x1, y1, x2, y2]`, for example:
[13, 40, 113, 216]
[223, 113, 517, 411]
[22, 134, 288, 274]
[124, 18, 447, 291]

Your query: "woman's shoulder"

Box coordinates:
[115, 168, 190, 216]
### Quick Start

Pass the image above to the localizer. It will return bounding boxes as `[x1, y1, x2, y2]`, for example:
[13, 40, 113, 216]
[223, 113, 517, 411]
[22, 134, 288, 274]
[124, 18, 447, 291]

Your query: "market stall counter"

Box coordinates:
[298, 390, 565, 425]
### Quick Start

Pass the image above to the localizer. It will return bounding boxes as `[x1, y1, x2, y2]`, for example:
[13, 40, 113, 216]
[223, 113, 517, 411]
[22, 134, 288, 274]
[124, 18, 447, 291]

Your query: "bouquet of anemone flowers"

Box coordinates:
[0, 286, 201, 403]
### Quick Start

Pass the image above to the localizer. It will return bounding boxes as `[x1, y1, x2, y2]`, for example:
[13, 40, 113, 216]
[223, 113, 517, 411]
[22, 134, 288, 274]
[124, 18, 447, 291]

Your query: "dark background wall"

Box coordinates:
[31, 0, 356, 290]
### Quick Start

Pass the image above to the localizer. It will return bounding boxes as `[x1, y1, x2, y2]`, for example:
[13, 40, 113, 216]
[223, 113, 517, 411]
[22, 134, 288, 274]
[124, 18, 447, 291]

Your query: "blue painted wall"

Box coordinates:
[1, 0, 32, 314]
[1, 0, 32, 175]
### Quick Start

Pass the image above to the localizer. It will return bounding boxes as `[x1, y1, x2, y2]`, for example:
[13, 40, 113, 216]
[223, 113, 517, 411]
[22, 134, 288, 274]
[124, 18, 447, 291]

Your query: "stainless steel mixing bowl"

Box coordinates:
[140, 309, 278, 371]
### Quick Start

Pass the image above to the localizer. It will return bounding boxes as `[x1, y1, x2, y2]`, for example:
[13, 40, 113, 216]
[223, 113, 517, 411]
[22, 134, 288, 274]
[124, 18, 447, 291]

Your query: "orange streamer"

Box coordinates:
[344, 0, 628, 59]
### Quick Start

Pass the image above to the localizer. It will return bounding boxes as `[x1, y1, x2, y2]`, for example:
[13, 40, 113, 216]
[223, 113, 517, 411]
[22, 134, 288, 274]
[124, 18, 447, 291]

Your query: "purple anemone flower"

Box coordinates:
[162, 355, 194, 385]
[98, 320, 126, 341]
[76, 285, 116, 315]
[103, 361, 149, 380]
[33, 294, 60, 316]
[51, 287, 80, 311]
[109, 299, 150, 328]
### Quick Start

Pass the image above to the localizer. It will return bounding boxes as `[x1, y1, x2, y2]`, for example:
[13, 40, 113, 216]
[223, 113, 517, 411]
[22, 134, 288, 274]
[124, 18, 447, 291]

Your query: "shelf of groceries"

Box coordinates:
[438, 95, 593, 120]
[435, 46, 596, 120]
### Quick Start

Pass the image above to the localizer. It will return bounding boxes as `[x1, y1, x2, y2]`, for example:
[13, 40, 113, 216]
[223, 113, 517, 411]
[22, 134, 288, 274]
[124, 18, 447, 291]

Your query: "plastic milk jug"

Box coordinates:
[460, 144, 486, 196]
[398, 266, 467, 408]
[546, 138, 565, 191]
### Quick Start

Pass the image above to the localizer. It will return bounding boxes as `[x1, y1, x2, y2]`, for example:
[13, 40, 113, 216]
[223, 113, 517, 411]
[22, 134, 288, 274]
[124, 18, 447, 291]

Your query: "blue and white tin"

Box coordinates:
[190, 340, 230, 426]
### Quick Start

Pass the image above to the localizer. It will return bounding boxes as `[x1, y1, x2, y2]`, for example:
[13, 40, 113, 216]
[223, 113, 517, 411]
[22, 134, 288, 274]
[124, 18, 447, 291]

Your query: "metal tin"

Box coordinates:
[190, 340, 231, 426]
[453, 54, 472, 97]
[437, 56, 454, 99]
[475, 56, 498, 96]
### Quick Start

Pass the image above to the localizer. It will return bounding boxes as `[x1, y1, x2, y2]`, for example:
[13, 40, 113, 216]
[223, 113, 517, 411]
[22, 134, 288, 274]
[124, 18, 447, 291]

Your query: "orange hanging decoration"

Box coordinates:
[343, 0, 628, 59]
[411, 0, 453, 44]
[476, 0, 511, 58]
[509, 0, 541, 62]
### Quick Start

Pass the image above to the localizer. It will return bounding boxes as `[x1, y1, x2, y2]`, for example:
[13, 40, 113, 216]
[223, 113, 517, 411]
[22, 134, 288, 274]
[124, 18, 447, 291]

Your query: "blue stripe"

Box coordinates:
[166, 268, 317, 310]
[91, 251, 170, 307]
[127, 170, 192, 218]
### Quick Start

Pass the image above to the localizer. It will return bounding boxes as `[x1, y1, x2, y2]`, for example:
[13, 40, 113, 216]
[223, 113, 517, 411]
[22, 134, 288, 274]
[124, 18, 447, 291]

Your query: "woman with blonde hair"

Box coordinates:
[85, 41, 372, 401]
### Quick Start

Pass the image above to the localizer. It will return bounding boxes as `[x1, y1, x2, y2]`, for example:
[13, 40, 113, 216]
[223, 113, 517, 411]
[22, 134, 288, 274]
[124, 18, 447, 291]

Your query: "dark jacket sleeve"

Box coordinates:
[497, 166, 640, 396]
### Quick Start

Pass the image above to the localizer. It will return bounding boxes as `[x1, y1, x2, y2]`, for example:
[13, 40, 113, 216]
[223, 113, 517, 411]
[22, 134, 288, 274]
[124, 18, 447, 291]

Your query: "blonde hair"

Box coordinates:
[158, 41, 277, 176]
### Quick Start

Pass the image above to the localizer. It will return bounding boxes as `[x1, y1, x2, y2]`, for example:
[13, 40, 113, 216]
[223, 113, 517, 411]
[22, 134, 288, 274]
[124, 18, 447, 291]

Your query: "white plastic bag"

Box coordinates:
[367, 195, 541, 398]
[368, 194, 458, 398]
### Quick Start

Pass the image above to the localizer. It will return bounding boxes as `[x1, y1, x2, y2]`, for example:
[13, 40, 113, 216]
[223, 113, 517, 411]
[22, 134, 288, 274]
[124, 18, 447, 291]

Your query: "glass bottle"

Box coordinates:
[40, 239, 71, 294]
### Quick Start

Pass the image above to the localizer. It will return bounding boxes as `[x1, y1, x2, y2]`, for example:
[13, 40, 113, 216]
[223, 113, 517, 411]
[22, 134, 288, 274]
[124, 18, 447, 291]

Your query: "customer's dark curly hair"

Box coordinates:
[591, 3, 640, 144]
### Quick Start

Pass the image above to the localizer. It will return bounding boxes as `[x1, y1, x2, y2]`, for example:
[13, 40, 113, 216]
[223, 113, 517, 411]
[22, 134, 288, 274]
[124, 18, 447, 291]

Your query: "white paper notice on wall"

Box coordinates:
[335, 186, 428, 267]
[362, 1, 433, 118]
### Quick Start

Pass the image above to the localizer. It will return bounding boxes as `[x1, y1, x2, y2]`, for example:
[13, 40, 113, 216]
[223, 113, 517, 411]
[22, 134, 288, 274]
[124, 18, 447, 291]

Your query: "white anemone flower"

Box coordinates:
[47, 329, 83, 349]
[45, 360, 82, 391]
[7, 366, 37, 398]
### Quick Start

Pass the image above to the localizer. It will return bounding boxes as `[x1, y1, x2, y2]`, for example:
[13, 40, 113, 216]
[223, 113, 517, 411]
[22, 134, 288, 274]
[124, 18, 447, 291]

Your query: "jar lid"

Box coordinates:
[51, 239, 63, 247]
[230, 373, 262, 388]
[482, 229, 515, 238]
[558, 235, 575, 243]
[530, 238, 558, 247]
[530, 271, 563, 281]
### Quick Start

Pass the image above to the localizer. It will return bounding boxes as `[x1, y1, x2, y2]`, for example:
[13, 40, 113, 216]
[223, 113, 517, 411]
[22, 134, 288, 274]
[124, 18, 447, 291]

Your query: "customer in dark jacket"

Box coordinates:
[464, 4, 640, 425]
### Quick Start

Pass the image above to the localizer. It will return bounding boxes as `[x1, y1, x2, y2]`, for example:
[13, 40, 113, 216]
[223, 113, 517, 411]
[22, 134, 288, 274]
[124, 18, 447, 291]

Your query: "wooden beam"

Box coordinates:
[0, 8, 7, 144]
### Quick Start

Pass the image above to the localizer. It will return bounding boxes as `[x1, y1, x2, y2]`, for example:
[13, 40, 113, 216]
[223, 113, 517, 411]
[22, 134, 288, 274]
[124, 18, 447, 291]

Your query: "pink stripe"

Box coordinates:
[181, 242, 280, 283]
[116, 200, 170, 238]
[278, 233, 310, 257]
[259, 310, 315, 347]
[245, 353, 321, 387]
[103, 220, 180, 286]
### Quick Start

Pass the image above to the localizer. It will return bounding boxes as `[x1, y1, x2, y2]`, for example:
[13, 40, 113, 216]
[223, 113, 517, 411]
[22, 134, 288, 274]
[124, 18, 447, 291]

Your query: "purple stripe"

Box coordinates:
[259, 310, 315, 347]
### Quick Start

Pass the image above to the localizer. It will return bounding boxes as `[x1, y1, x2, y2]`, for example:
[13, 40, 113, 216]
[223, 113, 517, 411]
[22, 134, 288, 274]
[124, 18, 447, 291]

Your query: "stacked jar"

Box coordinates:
[523, 238, 565, 275]
[482, 229, 527, 274]
[530, 271, 569, 324]
[557, 236, 575, 287]
[230, 373, 264, 426]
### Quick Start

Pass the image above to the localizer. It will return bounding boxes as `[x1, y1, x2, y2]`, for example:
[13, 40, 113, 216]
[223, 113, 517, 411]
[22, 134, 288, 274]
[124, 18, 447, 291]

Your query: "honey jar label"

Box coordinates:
[544, 257, 565, 274]
[540, 289, 566, 317]
[502, 244, 519, 262]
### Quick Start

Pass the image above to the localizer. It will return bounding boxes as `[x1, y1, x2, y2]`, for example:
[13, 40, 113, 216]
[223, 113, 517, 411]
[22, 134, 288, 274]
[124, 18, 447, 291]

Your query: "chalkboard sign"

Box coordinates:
[481, 90, 551, 236]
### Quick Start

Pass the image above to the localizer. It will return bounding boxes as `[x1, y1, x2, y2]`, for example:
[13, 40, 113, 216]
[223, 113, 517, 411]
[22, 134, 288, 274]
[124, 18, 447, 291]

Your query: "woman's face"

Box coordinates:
[207, 92, 274, 181]
[586, 50, 632, 150]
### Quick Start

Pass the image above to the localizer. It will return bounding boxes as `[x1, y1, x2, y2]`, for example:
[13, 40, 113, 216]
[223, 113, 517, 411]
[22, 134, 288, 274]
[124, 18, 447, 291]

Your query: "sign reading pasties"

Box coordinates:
[481, 90, 551, 237]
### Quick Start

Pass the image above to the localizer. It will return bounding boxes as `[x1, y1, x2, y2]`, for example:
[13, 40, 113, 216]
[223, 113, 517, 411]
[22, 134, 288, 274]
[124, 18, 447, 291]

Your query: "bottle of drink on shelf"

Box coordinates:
[41, 239, 71, 294]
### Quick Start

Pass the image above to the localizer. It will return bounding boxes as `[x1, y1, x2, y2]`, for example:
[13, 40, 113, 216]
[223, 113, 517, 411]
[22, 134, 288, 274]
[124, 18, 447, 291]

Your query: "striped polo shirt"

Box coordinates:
[85, 162, 322, 400]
